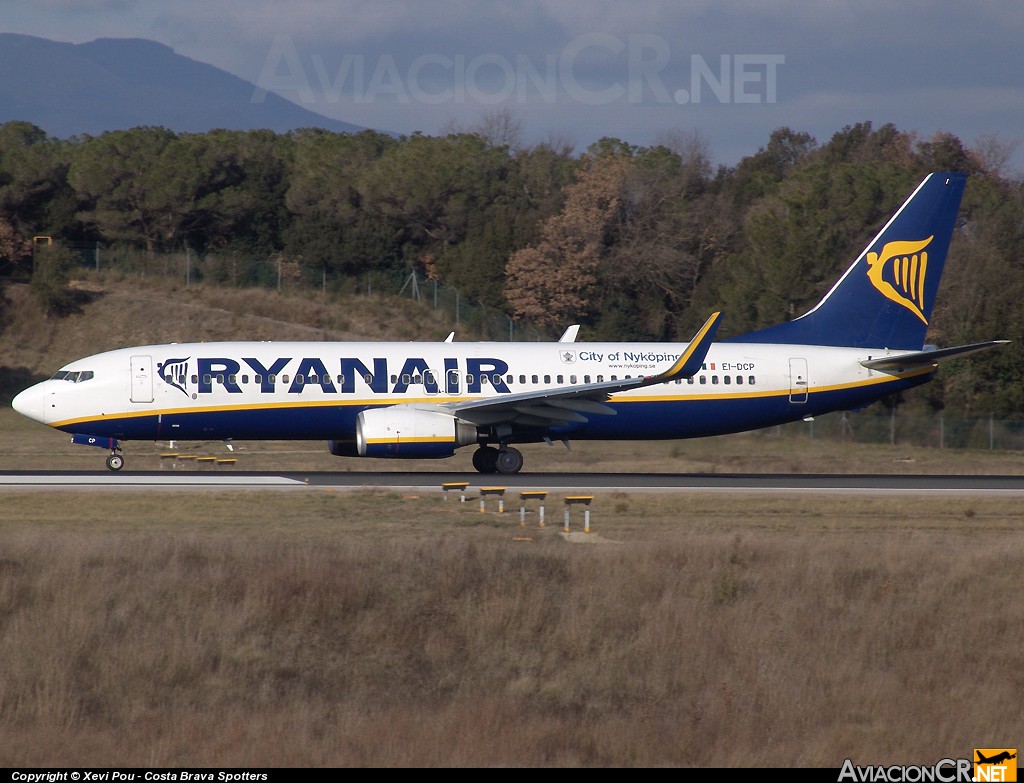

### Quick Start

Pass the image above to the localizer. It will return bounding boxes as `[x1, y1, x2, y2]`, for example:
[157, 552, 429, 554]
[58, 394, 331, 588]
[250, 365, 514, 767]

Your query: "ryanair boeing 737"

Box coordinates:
[11, 172, 1007, 473]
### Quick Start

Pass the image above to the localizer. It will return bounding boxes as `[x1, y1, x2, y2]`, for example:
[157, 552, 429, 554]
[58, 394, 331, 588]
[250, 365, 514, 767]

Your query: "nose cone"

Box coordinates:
[12, 383, 47, 423]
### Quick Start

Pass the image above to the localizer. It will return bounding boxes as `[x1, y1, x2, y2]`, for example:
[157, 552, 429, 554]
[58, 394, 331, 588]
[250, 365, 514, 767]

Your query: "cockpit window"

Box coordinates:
[50, 370, 94, 383]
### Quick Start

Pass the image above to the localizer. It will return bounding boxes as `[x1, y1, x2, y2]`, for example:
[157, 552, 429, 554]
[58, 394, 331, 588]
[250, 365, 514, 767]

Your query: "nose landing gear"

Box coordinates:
[70, 433, 125, 472]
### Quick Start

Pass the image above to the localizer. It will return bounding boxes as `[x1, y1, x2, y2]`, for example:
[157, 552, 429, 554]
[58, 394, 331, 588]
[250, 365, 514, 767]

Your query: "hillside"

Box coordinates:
[0, 277, 460, 399]
[0, 34, 367, 137]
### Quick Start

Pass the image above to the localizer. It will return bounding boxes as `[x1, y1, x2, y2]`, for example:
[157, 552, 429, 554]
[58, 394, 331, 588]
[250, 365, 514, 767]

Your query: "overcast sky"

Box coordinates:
[5, 0, 1023, 173]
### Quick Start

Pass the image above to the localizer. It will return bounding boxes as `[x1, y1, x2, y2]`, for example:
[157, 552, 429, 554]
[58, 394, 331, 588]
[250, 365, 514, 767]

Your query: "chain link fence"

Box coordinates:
[765, 410, 1024, 451]
[62, 243, 550, 341]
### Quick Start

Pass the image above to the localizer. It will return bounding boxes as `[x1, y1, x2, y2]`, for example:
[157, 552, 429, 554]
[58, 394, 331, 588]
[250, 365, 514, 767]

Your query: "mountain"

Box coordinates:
[0, 34, 368, 137]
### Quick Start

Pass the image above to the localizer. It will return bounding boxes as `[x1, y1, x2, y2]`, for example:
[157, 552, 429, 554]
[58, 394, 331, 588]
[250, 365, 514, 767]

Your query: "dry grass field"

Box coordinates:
[0, 486, 1021, 767]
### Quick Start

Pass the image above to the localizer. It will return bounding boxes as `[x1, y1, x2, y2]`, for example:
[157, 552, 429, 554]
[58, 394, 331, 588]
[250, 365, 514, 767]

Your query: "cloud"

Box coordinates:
[2, 0, 1022, 170]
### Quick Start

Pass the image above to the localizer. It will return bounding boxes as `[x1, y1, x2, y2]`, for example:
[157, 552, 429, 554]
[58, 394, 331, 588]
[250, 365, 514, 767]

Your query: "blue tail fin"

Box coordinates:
[733, 172, 967, 349]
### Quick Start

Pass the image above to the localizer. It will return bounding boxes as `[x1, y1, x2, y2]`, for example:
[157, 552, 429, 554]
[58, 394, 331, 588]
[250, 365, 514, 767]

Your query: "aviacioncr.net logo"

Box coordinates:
[838, 758, 972, 782]
[974, 749, 1017, 782]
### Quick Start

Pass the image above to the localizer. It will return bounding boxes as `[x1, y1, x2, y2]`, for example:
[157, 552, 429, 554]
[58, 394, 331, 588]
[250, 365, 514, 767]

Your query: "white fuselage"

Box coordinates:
[14, 339, 929, 445]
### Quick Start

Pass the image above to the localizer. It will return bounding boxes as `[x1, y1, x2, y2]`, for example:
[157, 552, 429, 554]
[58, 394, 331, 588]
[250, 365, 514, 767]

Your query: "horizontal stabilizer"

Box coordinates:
[861, 340, 1009, 372]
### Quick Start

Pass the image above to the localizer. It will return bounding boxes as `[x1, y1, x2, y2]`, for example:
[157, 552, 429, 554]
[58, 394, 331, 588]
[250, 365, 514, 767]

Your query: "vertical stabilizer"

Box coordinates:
[735, 172, 967, 349]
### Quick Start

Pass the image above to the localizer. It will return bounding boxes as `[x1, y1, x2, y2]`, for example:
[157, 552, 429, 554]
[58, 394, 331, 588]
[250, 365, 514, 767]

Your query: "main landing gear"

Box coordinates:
[472, 445, 524, 475]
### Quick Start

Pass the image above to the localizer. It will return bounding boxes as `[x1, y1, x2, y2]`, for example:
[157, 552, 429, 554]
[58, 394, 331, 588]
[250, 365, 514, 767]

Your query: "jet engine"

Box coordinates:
[355, 407, 478, 458]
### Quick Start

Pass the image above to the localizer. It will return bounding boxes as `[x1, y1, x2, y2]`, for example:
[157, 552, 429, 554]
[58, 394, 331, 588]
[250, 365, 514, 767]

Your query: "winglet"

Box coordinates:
[648, 311, 721, 383]
[558, 325, 580, 343]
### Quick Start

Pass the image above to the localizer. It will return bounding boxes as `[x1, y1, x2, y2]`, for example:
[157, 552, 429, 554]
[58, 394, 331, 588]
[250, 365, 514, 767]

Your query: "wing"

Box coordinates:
[446, 312, 721, 429]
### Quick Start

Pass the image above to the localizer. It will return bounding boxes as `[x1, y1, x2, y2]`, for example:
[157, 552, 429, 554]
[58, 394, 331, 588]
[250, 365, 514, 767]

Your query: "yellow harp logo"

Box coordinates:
[866, 236, 934, 324]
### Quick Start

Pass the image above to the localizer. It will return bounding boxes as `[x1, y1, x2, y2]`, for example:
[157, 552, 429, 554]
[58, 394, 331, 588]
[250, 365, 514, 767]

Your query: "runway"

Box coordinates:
[3, 470, 1024, 494]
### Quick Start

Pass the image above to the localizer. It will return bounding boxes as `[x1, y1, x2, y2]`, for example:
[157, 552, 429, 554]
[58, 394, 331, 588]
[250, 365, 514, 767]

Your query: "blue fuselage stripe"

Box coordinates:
[55, 375, 927, 443]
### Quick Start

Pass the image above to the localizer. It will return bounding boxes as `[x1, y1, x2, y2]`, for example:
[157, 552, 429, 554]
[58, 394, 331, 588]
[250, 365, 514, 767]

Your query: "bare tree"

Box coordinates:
[973, 133, 1020, 178]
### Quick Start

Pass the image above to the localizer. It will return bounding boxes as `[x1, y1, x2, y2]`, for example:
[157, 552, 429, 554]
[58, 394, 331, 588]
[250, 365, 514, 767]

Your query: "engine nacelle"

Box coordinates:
[356, 407, 478, 459]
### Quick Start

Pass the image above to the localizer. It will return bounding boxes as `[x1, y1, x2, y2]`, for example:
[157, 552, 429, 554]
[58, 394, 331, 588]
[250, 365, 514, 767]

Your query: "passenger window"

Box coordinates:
[711, 376, 719, 385]
[544, 375, 551, 384]
[597, 375, 604, 382]
[611, 375, 617, 381]
[736, 376, 743, 385]
[748, 375, 756, 385]
[557, 375, 564, 384]
[241, 374, 249, 384]
[364, 373, 373, 384]
[268, 374, 276, 384]
[570, 375, 577, 384]
[531, 375, 538, 384]
[687, 377, 695, 384]
[519, 375, 525, 384]
[699, 376, 707, 385]
[724, 376, 731, 385]
[584, 375, 591, 383]
[481, 375, 489, 385]
[228, 374, 237, 385]
[192, 375, 198, 384]
[466, 374, 474, 386]
[203, 374, 212, 385]
[296, 375, 305, 385]
[255, 374, 263, 384]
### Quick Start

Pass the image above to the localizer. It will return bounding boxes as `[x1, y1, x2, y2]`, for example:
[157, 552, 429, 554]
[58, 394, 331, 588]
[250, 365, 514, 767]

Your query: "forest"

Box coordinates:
[0, 117, 1021, 417]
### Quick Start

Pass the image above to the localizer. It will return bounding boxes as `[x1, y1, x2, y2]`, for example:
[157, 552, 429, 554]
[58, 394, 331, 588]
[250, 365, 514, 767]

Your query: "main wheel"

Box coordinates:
[472, 446, 499, 474]
[495, 447, 524, 475]
[106, 453, 125, 472]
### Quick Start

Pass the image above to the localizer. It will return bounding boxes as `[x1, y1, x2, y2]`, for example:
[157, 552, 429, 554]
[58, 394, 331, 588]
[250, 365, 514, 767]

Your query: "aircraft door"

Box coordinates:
[131, 355, 154, 403]
[789, 358, 808, 403]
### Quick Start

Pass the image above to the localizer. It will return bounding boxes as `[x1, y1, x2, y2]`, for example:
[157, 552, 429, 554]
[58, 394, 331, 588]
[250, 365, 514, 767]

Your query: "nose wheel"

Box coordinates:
[106, 452, 124, 471]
